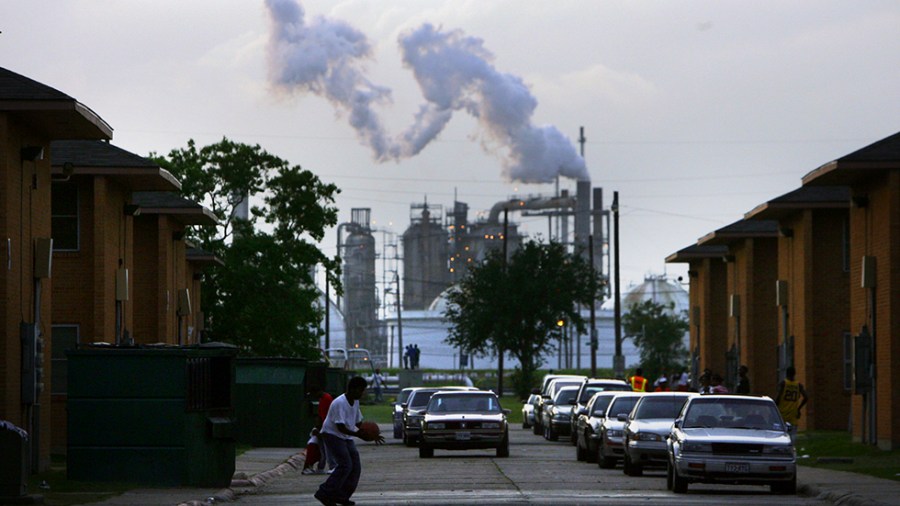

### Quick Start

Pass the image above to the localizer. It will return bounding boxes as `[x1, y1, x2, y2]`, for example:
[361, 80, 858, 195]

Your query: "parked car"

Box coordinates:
[393, 387, 416, 438]
[401, 386, 479, 446]
[419, 390, 510, 458]
[541, 385, 580, 441]
[621, 392, 697, 475]
[567, 378, 632, 444]
[574, 391, 619, 462]
[597, 392, 644, 468]
[666, 395, 796, 494]
[521, 392, 540, 429]
[534, 374, 586, 435]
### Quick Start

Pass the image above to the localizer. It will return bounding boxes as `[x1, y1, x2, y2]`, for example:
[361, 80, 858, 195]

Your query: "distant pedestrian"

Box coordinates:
[676, 369, 690, 391]
[710, 373, 729, 394]
[776, 366, 808, 442]
[314, 376, 384, 506]
[372, 368, 385, 402]
[412, 344, 421, 369]
[698, 372, 712, 394]
[629, 368, 648, 392]
[654, 376, 670, 392]
[735, 365, 751, 395]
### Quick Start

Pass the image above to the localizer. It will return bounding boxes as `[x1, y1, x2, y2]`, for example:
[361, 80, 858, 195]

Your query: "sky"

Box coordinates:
[3, 0, 899, 297]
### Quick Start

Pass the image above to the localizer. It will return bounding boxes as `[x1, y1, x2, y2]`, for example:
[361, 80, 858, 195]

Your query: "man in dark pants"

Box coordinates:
[315, 376, 384, 506]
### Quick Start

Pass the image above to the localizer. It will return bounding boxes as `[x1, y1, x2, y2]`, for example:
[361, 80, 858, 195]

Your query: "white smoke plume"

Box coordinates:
[265, 0, 588, 183]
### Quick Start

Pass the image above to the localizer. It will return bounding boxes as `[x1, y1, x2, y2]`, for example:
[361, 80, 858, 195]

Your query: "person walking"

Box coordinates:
[629, 368, 648, 392]
[710, 373, 729, 393]
[372, 368, 385, 402]
[314, 376, 385, 506]
[776, 366, 808, 442]
[735, 365, 751, 394]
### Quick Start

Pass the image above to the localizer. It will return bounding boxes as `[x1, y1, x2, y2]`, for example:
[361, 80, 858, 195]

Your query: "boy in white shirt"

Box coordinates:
[314, 376, 384, 506]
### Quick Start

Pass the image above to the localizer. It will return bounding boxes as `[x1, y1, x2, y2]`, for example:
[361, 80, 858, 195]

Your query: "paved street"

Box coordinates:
[232, 425, 828, 505]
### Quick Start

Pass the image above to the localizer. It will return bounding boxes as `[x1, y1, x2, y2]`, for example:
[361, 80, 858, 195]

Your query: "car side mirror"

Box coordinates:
[545, 400, 554, 406]
[577, 407, 587, 416]
[617, 413, 628, 422]
[502, 409, 511, 416]
[784, 422, 793, 433]
[401, 403, 408, 409]
[673, 419, 682, 429]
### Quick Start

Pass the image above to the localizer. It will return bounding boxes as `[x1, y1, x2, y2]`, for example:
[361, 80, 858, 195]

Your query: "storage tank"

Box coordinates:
[341, 209, 379, 352]
[402, 203, 449, 310]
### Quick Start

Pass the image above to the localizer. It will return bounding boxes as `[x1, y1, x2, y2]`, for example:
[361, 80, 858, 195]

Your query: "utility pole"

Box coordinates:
[590, 234, 597, 377]
[498, 208, 508, 396]
[325, 268, 330, 349]
[613, 191, 623, 378]
[396, 272, 403, 370]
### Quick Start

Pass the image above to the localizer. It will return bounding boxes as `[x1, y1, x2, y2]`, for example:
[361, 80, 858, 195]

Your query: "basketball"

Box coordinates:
[358, 421, 380, 440]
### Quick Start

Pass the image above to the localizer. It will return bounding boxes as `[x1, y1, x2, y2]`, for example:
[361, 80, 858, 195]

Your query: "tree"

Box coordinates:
[443, 240, 600, 398]
[151, 138, 341, 358]
[622, 299, 689, 379]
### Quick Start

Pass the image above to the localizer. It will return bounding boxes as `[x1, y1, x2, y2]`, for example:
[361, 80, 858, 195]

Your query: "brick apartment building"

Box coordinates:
[668, 131, 900, 449]
[802, 132, 900, 450]
[0, 67, 112, 469]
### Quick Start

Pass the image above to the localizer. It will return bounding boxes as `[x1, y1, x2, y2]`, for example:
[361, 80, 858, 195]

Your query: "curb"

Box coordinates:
[800, 483, 887, 506]
[177, 452, 305, 506]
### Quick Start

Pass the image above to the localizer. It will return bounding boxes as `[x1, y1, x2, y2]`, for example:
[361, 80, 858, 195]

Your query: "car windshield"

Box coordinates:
[579, 383, 631, 403]
[428, 394, 501, 413]
[409, 390, 438, 408]
[554, 388, 578, 405]
[607, 396, 640, 418]
[682, 398, 784, 430]
[590, 395, 615, 416]
[633, 396, 690, 420]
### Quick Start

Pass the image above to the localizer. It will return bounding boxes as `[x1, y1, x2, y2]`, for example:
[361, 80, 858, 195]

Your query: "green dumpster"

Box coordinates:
[66, 344, 237, 487]
[234, 358, 311, 447]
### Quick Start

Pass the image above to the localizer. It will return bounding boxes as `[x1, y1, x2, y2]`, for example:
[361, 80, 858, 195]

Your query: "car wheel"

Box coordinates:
[666, 461, 674, 490]
[533, 421, 542, 435]
[496, 432, 510, 458]
[671, 461, 688, 493]
[522, 420, 530, 429]
[585, 435, 598, 463]
[404, 434, 417, 447]
[419, 444, 433, 458]
[570, 428, 577, 446]
[598, 441, 616, 469]
[623, 453, 643, 476]
[770, 475, 796, 495]
[576, 440, 586, 461]
[547, 425, 558, 441]
[393, 423, 402, 439]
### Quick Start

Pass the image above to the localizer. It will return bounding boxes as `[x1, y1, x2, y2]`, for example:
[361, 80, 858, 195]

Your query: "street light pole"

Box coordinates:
[613, 191, 623, 378]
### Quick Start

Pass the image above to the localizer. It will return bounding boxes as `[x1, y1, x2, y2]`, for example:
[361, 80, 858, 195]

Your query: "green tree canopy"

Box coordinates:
[151, 138, 340, 358]
[622, 299, 689, 379]
[443, 240, 600, 398]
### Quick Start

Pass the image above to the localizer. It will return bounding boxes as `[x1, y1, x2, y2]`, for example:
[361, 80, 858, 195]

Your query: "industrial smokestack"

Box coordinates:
[264, 0, 587, 184]
[575, 180, 591, 254]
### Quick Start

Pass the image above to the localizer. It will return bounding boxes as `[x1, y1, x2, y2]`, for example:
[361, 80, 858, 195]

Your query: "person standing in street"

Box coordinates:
[629, 368, 648, 392]
[372, 368, 385, 402]
[735, 365, 751, 394]
[309, 383, 334, 473]
[315, 376, 384, 506]
[776, 366, 808, 442]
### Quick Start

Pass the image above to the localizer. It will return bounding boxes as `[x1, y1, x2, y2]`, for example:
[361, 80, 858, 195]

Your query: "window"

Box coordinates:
[51, 325, 79, 394]
[842, 331, 852, 391]
[51, 181, 79, 251]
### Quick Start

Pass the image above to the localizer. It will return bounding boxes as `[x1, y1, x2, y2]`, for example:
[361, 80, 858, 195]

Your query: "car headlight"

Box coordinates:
[634, 432, 663, 442]
[482, 422, 501, 429]
[606, 429, 623, 438]
[427, 423, 445, 430]
[764, 445, 794, 455]
[682, 442, 712, 453]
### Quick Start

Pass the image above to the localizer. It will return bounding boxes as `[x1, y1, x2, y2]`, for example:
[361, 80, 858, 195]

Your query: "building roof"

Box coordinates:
[697, 219, 779, 246]
[665, 244, 729, 263]
[802, 130, 900, 186]
[744, 185, 850, 220]
[132, 191, 218, 225]
[186, 247, 224, 267]
[51, 140, 181, 191]
[0, 67, 113, 140]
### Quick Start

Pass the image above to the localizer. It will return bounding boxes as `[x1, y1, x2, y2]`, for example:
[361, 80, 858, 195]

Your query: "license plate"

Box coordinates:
[455, 432, 471, 441]
[725, 462, 750, 473]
